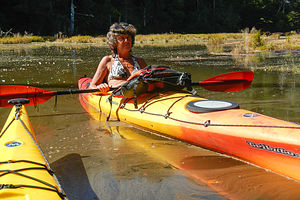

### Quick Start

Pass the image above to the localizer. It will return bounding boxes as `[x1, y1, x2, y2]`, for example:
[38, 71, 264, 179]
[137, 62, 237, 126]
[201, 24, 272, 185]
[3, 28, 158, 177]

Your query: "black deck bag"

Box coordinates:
[105, 65, 195, 120]
[112, 65, 195, 104]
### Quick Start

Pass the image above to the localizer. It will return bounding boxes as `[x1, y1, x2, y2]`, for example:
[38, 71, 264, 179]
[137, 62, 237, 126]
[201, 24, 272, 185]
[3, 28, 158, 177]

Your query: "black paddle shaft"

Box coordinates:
[55, 89, 99, 95]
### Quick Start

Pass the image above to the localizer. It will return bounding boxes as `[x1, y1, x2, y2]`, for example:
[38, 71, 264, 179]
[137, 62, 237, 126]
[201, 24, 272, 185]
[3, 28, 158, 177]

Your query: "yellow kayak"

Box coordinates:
[0, 99, 66, 200]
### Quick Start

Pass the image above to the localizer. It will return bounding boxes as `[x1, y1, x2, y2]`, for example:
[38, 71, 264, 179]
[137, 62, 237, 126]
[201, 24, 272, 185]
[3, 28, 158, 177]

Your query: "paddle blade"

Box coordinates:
[0, 85, 54, 107]
[196, 71, 254, 92]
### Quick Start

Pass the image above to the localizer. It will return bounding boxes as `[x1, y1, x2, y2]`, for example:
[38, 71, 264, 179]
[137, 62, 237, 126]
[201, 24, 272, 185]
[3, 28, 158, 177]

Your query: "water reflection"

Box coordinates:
[232, 49, 300, 73]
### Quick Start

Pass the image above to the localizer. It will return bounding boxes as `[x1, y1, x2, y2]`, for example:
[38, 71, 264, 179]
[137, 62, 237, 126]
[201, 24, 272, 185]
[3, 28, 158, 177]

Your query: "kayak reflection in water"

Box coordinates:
[89, 22, 147, 93]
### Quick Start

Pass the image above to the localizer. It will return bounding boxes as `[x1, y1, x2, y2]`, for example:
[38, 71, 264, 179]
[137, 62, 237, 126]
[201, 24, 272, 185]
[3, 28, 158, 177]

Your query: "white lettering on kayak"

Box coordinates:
[243, 113, 261, 117]
[246, 141, 300, 158]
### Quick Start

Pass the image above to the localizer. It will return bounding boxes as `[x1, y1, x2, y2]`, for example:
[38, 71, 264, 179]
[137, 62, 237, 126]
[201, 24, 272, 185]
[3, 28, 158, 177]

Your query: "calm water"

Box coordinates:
[1, 45, 300, 200]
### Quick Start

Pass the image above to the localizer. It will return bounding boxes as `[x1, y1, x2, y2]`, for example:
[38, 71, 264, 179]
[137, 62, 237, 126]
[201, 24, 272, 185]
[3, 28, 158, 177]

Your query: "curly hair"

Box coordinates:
[107, 22, 136, 55]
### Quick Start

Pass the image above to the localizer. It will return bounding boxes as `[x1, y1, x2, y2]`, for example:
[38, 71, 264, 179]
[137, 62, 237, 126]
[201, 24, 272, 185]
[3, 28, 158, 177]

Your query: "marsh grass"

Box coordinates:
[233, 28, 300, 55]
[270, 33, 300, 50]
[0, 32, 299, 52]
[251, 29, 265, 48]
[0, 34, 44, 44]
[63, 35, 93, 43]
[232, 28, 264, 55]
[206, 35, 225, 53]
[135, 33, 242, 47]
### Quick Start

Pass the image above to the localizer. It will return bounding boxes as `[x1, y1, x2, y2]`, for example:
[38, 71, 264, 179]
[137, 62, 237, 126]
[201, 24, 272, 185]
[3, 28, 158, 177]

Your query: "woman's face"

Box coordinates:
[116, 34, 132, 53]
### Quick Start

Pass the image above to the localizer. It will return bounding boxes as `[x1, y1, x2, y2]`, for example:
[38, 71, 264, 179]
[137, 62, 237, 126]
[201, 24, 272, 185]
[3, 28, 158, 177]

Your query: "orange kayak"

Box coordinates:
[78, 77, 300, 181]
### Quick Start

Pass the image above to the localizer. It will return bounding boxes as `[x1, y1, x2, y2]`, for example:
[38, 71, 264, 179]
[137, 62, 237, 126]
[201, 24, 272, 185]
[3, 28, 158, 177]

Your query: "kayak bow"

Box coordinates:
[0, 99, 67, 199]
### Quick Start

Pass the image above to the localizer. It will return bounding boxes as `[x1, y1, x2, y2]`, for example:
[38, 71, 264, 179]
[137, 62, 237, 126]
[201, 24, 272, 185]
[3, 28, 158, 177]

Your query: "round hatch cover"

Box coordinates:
[186, 100, 239, 113]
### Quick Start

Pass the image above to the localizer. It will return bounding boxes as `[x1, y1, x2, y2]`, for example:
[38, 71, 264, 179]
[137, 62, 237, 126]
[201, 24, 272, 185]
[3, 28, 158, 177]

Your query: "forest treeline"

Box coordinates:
[0, 0, 299, 36]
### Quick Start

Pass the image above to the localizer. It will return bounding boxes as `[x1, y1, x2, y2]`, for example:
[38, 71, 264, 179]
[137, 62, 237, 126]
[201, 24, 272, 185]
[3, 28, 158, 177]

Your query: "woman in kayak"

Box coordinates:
[89, 22, 147, 92]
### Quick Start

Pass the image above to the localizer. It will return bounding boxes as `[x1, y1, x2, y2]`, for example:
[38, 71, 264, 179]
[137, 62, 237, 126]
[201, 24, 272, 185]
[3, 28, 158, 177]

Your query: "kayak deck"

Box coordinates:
[79, 77, 300, 182]
[0, 100, 66, 199]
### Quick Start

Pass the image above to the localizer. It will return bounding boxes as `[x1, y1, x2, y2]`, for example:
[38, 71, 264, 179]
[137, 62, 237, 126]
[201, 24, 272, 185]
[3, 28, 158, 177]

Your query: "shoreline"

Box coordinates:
[0, 33, 299, 51]
[1, 33, 299, 73]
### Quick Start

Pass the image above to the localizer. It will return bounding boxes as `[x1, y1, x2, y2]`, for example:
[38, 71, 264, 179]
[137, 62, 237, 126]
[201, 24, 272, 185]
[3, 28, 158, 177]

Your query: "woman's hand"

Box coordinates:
[97, 83, 110, 93]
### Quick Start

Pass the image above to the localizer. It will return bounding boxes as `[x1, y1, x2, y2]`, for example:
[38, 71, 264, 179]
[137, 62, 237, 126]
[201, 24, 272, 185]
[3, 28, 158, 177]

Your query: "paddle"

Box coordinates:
[0, 85, 99, 107]
[194, 70, 254, 92]
[0, 71, 254, 107]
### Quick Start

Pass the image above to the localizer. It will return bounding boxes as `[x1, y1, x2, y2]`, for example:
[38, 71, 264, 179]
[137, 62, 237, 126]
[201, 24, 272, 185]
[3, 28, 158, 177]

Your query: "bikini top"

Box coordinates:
[108, 56, 141, 80]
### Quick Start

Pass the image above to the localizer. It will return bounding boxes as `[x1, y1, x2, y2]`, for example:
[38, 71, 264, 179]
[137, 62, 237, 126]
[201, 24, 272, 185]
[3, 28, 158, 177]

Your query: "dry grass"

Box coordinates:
[135, 33, 242, 47]
[63, 35, 93, 43]
[0, 35, 44, 44]
[232, 28, 300, 55]
[0, 32, 299, 52]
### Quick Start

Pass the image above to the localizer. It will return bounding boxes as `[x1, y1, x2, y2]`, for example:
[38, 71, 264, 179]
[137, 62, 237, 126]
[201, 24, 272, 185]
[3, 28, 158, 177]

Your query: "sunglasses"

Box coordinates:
[117, 35, 131, 42]
[114, 23, 129, 30]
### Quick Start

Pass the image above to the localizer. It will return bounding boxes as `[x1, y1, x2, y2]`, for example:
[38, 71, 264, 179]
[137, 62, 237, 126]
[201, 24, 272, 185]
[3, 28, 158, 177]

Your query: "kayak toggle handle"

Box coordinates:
[7, 99, 30, 119]
[8, 98, 30, 106]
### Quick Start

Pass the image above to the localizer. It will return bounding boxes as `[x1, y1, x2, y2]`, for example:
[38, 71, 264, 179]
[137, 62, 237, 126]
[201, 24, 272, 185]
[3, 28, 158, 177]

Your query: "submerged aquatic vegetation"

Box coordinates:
[232, 47, 300, 73]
